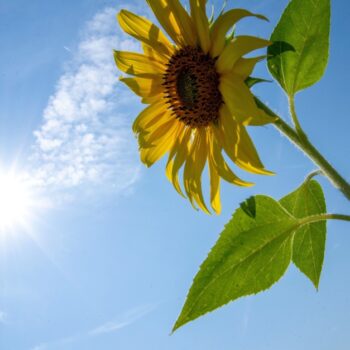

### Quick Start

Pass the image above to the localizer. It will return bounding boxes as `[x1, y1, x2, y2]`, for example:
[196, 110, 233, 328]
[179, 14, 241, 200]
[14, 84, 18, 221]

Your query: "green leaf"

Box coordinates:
[173, 196, 296, 331]
[245, 76, 271, 88]
[280, 179, 326, 288]
[267, 0, 330, 95]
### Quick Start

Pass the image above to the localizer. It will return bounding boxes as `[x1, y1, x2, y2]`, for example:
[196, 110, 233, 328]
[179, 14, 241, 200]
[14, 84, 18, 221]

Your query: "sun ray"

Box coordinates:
[0, 168, 44, 236]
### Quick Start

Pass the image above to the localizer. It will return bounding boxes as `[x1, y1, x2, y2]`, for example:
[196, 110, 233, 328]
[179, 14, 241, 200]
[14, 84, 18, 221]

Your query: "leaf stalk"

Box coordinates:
[299, 213, 350, 226]
[256, 98, 350, 201]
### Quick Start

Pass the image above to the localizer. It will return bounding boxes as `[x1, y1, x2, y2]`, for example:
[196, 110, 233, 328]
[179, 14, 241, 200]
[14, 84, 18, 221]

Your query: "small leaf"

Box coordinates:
[267, 0, 330, 95]
[268, 40, 295, 57]
[173, 196, 295, 331]
[280, 179, 326, 288]
[240, 196, 256, 218]
[245, 76, 271, 88]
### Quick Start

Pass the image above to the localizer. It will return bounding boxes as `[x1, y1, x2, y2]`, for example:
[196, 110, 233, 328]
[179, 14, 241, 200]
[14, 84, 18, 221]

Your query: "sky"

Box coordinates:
[0, 0, 349, 349]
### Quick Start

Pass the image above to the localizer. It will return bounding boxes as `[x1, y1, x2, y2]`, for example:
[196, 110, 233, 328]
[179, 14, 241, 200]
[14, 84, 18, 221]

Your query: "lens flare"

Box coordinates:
[0, 171, 36, 233]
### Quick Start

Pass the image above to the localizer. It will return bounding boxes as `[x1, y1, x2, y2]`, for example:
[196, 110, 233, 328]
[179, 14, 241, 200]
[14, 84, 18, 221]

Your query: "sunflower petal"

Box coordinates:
[118, 10, 174, 58]
[114, 50, 165, 77]
[220, 73, 273, 126]
[236, 127, 274, 175]
[209, 129, 253, 187]
[216, 36, 271, 74]
[120, 76, 163, 98]
[210, 9, 268, 57]
[183, 129, 210, 213]
[166, 126, 190, 197]
[216, 105, 273, 175]
[208, 152, 221, 214]
[140, 120, 180, 166]
[142, 43, 167, 63]
[146, 0, 196, 46]
[132, 99, 167, 133]
[140, 94, 163, 104]
[189, 0, 211, 53]
[171, 130, 191, 184]
[191, 128, 210, 213]
[138, 117, 177, 147]
[167, 0, 197, 46]
[232, 55, 266, 79]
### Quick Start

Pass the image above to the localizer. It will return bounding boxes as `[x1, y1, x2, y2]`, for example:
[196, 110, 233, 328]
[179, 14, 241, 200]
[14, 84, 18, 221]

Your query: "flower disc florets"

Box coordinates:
[163, 46, 223, 128]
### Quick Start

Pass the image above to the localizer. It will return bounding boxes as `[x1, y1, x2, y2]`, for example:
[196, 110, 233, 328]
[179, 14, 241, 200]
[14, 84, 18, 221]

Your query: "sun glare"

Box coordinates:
[0, 171, 35, 232]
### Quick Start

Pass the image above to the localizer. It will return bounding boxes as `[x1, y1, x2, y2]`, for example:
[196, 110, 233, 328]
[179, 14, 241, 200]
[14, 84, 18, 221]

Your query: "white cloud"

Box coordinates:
[30, 7, 142, 197]
[89, 303, 157, 335]
[30, 303, 157, 350]
[0, 310, 8, 324]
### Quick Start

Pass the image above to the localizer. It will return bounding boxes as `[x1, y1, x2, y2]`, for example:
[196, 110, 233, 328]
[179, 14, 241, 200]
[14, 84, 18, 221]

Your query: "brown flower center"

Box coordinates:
[163, 46, 223, 128]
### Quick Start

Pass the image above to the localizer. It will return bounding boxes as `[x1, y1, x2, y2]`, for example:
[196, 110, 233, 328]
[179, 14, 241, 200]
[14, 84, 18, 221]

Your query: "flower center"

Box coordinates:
[163, 46, 223, 128]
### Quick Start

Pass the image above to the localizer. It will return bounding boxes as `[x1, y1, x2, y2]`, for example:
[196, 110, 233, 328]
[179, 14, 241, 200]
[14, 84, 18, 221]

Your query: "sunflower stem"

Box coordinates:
[288, 95, 308, 141]
[275, 118, 350, 201]
[255, 98, 350, 201]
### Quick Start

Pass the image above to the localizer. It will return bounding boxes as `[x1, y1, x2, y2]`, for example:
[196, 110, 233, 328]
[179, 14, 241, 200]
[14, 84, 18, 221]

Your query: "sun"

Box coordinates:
[0, 171, 35, 232]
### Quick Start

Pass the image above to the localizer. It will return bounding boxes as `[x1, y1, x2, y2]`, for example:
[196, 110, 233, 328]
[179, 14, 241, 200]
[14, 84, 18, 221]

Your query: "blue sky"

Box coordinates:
[0, 0, 349, 349]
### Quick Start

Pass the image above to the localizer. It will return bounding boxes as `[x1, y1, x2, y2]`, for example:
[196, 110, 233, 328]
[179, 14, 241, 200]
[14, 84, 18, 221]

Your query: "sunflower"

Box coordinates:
[114, 0, 275, 214]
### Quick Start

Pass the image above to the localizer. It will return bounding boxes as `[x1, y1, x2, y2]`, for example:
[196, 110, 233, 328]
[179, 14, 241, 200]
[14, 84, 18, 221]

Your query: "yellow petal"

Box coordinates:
[167, 0, 197, 46]
[220, 73, 270, 126]
[210, 9, 268, 58]
[170, 128, 192, 196]
[190, 0, 210, 53]
[132, 99, 167, 133]
[141, 94, 163, 104]
[217, 105, 273, 175]
[216, 36, 271, 74]
[236, 127, 274, 175]
[118, 10, 174, 59]
[209, 129, 253, 187]
[146, 0, 196, 46]
[114, 51, 165, 77]
[248, 106, 278, 126]
[183, 129, 210, 214]
[232, 55, 266, 79]
[140, 120, 180, 167]
[139, 117, 177, 147]
[120, 76, 163, 98]
[142, 43, 168, 63]
[165, 125, 189, 197]
[191, 129, 210, 214]
[207, 130, 221, 214]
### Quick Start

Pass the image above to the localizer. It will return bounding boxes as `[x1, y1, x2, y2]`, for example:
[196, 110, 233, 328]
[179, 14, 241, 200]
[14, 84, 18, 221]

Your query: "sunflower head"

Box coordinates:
[114, 0, 276, 214]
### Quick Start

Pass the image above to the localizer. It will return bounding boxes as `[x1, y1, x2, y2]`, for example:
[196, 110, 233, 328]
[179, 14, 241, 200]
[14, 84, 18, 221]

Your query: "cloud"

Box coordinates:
[89, 303, 157, 335]
[30, 303, 157, 350]
[29, 7, 142, 197]
[0, 310, 7, 324]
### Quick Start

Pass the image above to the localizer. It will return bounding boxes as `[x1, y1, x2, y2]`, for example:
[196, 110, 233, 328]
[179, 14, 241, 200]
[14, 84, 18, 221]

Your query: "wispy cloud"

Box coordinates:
[31, 303, 157, 350]
[89, 303, 157, 336]
[0, 310, 8, 324]
[29, 7, 141, 197]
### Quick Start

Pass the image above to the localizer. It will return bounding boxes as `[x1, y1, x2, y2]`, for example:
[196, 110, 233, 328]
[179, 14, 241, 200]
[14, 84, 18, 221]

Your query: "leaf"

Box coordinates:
[267, 0, 330, 95]
[240, 196, 256, 218]
[173, 196, 296, 331]
[280, 179, 326, 288]
[245, 76, 271, 88]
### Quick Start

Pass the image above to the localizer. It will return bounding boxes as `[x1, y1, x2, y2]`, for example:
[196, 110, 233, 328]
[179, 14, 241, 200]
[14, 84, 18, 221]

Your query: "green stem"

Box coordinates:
[299, 213, 350, 226]
[305, 170, 323, 182]
[288, 95, 308, 140]
[255, 98, 350, 201]
[274, 118, 350, 201]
